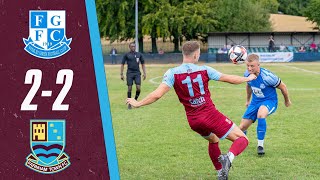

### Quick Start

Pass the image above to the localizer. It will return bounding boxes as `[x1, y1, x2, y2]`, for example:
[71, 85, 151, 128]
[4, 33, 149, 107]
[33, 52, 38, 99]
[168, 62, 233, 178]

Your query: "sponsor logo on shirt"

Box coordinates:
[189, 96, 206, 106]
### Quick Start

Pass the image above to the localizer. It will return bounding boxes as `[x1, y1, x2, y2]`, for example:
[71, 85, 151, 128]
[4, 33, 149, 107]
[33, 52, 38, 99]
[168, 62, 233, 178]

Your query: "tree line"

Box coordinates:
[96, 0, 319, 53]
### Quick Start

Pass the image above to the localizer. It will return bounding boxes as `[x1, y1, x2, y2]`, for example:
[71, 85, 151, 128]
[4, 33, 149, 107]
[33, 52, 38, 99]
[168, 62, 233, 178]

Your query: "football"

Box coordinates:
[228, 45, 248, 64]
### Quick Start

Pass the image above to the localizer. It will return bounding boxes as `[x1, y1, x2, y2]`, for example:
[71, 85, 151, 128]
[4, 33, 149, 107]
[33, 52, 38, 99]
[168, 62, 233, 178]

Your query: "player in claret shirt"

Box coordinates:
[126, 41, 257, 179]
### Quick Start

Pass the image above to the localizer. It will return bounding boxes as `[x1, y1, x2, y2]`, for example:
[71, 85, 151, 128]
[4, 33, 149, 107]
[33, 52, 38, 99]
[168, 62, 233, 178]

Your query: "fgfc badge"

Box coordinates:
[23, 11, 72, 59]
[25, 120, 70, 174]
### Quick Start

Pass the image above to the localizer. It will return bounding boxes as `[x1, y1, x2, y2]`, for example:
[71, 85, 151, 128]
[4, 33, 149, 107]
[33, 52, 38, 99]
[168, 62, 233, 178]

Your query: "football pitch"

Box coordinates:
[105, 62, 320, 179]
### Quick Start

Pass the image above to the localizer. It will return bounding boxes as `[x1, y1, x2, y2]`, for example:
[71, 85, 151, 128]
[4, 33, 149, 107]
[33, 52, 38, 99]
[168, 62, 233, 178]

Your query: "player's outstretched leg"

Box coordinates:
[224, 126, 249, 178]
[208, 142, 227, 180]
[204, 133, 226, 179]
[208, 142, 222, 170]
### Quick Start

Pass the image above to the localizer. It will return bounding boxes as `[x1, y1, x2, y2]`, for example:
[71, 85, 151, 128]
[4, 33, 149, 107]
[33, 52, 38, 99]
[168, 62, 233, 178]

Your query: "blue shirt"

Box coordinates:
[244, 67, 281, 102]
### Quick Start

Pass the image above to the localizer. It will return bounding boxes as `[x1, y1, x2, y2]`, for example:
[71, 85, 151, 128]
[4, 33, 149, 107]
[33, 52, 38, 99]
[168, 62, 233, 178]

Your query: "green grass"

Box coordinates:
[105, 62, 320, 179]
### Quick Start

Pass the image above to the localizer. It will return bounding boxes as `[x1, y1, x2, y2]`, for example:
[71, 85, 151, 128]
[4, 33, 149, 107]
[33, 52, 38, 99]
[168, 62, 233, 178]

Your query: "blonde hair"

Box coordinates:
[247, 54, 260, 63]
[182, 41, 200, 56]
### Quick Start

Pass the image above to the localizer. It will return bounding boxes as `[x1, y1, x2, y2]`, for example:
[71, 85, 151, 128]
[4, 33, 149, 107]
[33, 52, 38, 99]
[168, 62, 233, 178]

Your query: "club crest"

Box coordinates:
[23, 10, 72, 59]
[25, 120, 70, 174]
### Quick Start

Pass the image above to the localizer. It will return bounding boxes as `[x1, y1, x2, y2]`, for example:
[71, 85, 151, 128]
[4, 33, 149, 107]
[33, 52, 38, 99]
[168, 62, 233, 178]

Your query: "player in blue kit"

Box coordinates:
[239, 54, 291, 155]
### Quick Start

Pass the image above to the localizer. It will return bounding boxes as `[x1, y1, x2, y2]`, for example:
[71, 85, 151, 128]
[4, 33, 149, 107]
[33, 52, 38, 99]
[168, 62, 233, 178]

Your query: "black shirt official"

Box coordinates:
[122, 51, 145, 73]
[120, 42, 146, 109]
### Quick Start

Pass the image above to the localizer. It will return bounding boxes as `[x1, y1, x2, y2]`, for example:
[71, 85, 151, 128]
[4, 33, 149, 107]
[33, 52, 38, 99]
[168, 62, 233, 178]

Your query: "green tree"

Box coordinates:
[180, 1, 217, 41]
[251, 0, 279, 13]
[278, 0, 310, 16]
[165, 0, 218, 52]
[167, 3, 184, 52]
[96, 0, 273, 53]
[96, 0, 134, 42]
[142, 0, 170, 53]
[212, 0, 271, 32]
[142, 0, 218, 52]
[97, 0, 217, 52]
[97, 0, 170, 53]
[97, 0, 144, 51]
[304, 0, 320, 29]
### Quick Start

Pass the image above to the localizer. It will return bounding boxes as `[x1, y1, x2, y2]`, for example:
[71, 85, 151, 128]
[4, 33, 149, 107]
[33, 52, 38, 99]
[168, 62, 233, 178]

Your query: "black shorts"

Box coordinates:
[127, 72, 141, 86]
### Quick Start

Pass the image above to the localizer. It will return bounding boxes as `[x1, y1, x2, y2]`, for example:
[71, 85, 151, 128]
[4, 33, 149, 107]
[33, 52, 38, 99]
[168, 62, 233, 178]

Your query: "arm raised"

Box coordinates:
[219, 73, 256, 84]
[126, 83, 170, 108]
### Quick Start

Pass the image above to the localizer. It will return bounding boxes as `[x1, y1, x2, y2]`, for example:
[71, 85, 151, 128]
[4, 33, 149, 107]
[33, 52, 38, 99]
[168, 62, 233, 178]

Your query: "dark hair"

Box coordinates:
[182, 41, 200, 56]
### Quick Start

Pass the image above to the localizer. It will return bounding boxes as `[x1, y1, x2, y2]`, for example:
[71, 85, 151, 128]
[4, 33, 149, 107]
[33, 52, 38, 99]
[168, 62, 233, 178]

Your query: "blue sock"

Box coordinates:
[257, 118, 267, 140]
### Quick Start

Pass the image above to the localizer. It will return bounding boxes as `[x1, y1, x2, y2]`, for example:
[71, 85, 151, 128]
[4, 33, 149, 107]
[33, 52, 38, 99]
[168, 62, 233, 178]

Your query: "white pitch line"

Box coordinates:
[281, 64, 320, 74]
[149, 76, 320, 91]
[149, 76, 163, 85]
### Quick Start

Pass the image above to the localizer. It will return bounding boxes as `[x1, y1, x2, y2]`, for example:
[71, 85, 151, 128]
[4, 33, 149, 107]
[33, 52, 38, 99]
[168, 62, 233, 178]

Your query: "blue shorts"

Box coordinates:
[242, 100, 278, 122]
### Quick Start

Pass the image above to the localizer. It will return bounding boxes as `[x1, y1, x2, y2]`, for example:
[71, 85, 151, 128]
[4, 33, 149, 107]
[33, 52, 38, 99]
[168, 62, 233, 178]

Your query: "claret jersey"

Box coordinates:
[162, 63, 221, 117]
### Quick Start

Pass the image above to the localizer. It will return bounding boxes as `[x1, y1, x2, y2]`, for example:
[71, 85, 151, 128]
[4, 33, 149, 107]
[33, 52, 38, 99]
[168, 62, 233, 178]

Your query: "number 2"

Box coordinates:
[21, 69, 73, 111]
[52, 69, 73, 110]
[181, 74, 205, 97]
[20, 69, 42, 111]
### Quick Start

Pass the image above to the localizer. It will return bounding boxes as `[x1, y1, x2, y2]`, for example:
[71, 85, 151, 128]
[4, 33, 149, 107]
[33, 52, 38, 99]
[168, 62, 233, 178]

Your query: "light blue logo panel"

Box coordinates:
[23, 10, 72, 59]
[25, 120, 70, 174]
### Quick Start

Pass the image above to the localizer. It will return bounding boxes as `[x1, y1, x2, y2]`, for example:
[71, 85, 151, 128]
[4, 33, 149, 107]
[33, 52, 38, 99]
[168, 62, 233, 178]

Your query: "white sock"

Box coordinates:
[227, 152, 235, 163]
[258, 140, 264, 147]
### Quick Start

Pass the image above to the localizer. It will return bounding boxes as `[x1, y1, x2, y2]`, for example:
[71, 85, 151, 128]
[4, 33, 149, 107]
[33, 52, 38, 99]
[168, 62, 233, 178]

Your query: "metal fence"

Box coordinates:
[103, 53, 209, 64]
[101, 38, 208, 55]
[208, 32, 320, 49]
